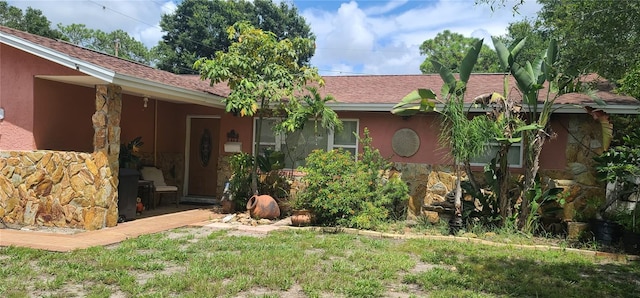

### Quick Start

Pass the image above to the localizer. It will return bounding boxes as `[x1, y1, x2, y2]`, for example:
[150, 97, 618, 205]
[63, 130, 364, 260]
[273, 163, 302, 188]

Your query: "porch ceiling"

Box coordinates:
[37, 75, 226, 108]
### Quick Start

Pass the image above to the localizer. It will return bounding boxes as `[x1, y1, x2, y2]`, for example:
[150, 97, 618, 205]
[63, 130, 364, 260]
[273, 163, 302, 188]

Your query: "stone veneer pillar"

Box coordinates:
[93, 85, 122, 180]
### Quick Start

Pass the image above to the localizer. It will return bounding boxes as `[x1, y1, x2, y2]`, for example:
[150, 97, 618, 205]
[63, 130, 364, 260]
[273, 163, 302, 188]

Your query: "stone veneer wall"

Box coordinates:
[399, 114, 605, 223]
[0, 150, 118, 230]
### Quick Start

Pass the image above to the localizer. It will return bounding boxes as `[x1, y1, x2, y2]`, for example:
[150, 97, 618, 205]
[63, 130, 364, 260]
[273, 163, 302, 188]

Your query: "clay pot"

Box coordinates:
[221, 199, 235, 214]
[291, 209, 314, 227]
[246, 194, 280, 219]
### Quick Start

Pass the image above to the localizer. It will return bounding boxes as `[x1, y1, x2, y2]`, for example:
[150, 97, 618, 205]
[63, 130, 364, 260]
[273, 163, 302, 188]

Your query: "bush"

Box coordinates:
[229, 151, 292, 213]
[293, 130, 409, 229]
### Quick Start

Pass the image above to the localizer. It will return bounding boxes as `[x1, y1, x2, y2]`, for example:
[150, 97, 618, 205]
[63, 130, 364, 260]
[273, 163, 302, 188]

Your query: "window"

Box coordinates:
[469, 142, 523, 168]
[253, 118, 359, 168]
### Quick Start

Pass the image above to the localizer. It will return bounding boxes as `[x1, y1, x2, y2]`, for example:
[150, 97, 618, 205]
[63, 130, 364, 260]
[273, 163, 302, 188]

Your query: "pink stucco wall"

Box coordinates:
[339, 111, 570, 171]
[33, 79, 95, 152]
[0, 44, 84, 150]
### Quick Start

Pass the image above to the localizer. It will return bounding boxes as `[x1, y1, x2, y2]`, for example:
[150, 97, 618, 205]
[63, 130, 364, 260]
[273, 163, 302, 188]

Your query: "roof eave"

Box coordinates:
[112, 74, 226, 108]
[328, 103, 640, 114]
[1, 32, 115, 81]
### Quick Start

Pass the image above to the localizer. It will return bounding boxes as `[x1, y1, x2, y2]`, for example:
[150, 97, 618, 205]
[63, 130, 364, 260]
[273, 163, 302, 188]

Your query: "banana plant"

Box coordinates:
[393, 39, 490, 232]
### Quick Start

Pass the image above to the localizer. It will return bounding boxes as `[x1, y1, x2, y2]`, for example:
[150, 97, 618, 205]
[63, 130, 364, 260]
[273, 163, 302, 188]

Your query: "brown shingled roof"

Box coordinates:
[6, 25, 633, 111]
[318, 74, 639, 106]
[0, 25, 227, 98]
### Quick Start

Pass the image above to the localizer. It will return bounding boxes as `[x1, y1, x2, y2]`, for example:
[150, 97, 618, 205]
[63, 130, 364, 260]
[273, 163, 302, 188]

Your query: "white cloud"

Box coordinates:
[303, 0, 540, 75]
[7, 0, 541, 75]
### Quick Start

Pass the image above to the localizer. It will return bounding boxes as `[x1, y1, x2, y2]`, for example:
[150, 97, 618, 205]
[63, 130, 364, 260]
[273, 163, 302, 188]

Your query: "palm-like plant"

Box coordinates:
[393, 39, 492, 232]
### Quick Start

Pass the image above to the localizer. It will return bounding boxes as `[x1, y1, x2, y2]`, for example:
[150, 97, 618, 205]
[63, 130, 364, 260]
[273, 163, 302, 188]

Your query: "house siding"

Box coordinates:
[0, 44, 83, 150]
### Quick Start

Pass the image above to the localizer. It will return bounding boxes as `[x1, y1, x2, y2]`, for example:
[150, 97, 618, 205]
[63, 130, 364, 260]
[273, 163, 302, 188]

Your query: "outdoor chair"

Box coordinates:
[140, 166, 179, 208]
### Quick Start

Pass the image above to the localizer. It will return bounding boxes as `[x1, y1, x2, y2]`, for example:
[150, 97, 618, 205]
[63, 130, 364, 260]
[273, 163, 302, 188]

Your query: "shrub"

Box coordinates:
[229, 151, 292, 213]
[293, 130, 409, 229]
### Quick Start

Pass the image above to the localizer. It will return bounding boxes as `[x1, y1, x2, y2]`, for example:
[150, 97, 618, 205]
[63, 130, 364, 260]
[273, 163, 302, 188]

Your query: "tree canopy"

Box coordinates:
[537, 0, 640, 82]
[58, 24, 152, 65]
[194, 22, 323, 194]
[419, 30, 500, 74]
[495, 19, 548, 69]
[0, 1, 62, 39]
[156, 0, 314, 74]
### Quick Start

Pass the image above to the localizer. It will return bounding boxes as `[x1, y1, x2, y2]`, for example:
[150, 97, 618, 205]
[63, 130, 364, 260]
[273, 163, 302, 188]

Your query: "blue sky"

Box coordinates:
[6, 0, 541, 75]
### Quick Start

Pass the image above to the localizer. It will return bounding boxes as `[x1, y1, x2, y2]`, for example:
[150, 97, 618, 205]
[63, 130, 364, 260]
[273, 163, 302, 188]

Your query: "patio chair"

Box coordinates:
[140, 166, 179, 208]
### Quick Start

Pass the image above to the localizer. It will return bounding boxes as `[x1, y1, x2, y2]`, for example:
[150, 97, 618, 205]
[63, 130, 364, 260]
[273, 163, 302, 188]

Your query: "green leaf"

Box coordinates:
[515, 123, 542, 132]
[509, 37, 527, 60]
[432, 59, 456, 89]
[495, 137, 522, 143]
[545, 39, 558, 68]
[512, 63, 534, 94]
[460, 38, 483, 83]
[392, 89, 437, 115]
[492, 37, 511, 71]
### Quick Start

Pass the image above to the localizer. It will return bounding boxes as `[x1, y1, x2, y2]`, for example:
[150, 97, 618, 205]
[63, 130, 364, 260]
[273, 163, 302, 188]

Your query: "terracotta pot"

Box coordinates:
[291, 209, 314, 227]
[221, 199, 235, 214]
[246, 194, 280, 219]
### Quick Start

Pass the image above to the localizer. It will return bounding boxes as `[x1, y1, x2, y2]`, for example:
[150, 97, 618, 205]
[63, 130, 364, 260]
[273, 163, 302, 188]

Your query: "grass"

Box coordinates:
[1, 228, 639, 297]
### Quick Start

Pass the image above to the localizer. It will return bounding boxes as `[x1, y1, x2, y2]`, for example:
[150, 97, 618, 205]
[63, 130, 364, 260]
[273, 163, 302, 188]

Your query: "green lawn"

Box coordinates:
[1, 228, 639, 297]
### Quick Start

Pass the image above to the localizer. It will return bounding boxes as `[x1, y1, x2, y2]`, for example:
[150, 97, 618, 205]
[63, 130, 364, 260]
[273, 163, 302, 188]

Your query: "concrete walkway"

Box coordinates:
[0, 209, 223, 252]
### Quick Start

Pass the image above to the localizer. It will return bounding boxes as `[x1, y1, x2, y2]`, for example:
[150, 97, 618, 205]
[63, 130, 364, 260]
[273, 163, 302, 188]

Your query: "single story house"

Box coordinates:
[1, 25, 639, 230]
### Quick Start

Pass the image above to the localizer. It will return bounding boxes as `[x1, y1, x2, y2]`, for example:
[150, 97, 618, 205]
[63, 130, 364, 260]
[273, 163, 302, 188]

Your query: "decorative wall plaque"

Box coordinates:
[391, 128, 420, 157]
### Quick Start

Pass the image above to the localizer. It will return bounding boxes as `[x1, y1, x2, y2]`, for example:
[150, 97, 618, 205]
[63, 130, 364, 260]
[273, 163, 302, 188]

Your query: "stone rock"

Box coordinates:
[407, 195, 421, 219]
[438, 172, 457, 190]
[258, 219, 272, 225]
[50, 165, 64, 184]
[430, 182, 448, 196]
[35, 179, 53, 196]
[568, 163, 588, 176]
[105, 204, 118, 227]
[83, 207, 107, 230]
[5, 197, 20, 213]
[25, 169, 45, 189]
[423, 210, 440, 224]
[575, 172, 597, 186]
[23, 201, 38, 225]
[71, 197, 91, 208]
[70, 175, 86, 194]
[0, 175, 14, 197]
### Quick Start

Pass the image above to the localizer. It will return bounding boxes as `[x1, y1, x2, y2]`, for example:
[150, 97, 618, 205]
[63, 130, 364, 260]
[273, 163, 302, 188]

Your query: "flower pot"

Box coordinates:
[291, 209, 314, 227]
[246, 194, 280, 219]
[590, 219, 622, 246]
[221, 199, 235, 214]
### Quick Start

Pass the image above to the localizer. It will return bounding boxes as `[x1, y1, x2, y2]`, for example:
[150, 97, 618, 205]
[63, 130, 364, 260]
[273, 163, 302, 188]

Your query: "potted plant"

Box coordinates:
[119, 136, 144, 169]
[612, 204, 640, 254]
[566, 197, 601, 241]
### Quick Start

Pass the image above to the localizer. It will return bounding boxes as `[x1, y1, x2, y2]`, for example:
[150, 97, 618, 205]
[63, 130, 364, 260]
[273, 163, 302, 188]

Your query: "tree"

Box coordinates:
[0, 1, 62, 39]
[58, 24, 152, 64]
[394, 39, 494, 234]
[537, 0, 640, 82]
[156, 0, 313, 74]
[419, 30, 500, 74]
[194, 22, 324, 195]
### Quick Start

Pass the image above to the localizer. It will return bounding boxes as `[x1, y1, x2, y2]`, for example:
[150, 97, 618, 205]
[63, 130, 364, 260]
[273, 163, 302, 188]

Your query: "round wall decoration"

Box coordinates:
[391, 128, 420, 157]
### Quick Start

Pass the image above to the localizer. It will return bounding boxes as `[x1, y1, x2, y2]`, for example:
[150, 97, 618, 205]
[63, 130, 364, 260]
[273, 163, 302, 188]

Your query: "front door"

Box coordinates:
[187, 117, 220, 197]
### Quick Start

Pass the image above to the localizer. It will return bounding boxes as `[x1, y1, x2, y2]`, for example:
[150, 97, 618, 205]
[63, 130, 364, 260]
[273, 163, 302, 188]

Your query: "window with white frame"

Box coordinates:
[469, 141, 523, 168]
[253, 118, 359, 169]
